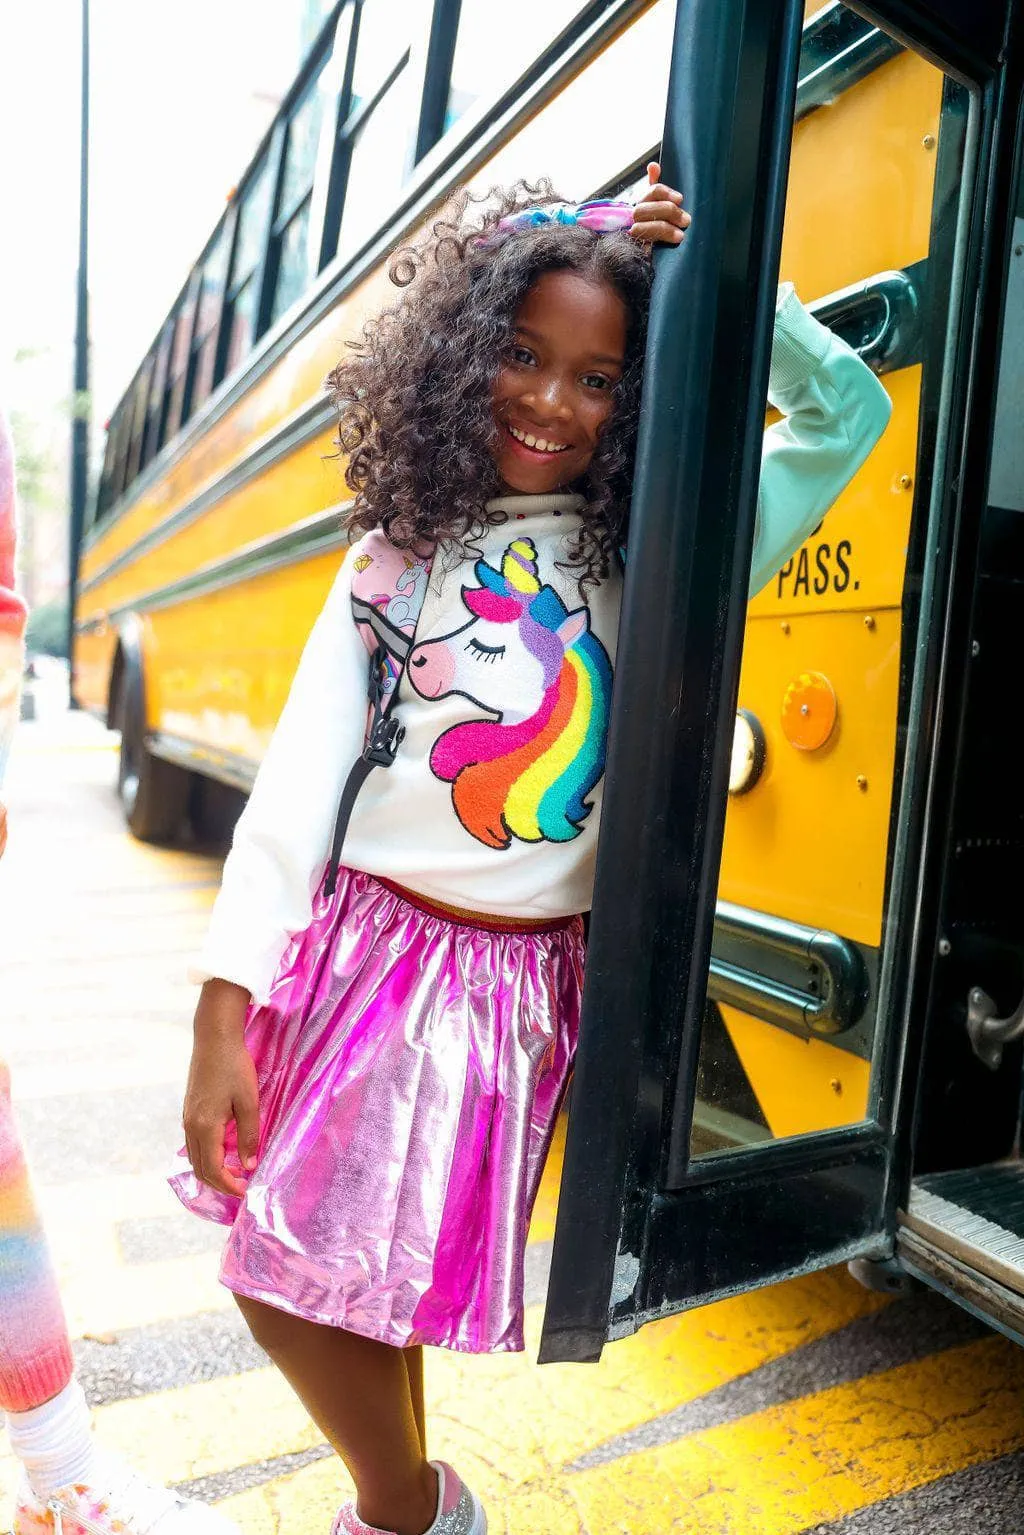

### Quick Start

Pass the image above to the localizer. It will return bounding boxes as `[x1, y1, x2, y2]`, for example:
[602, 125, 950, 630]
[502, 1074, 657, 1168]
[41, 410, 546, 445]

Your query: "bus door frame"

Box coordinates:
[540, 0, 1020, 1365]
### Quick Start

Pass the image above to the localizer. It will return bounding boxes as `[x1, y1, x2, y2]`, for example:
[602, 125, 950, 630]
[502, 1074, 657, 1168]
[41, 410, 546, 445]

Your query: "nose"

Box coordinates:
[522, 370, 573, 422]
[408, 640, 454, 699]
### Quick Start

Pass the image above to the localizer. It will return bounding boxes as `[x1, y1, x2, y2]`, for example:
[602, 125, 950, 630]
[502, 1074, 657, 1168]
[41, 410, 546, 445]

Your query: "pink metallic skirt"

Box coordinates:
[168, 866, 584, 1354]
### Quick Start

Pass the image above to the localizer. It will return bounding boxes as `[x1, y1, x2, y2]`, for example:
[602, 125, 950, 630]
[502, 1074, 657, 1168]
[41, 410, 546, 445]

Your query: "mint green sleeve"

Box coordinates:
[748, 282, 893, 597]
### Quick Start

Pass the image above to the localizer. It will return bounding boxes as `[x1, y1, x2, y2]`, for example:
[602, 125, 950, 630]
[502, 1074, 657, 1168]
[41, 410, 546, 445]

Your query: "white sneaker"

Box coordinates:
[331, 1460, 487, 1534]
[14, 1454, 240, 1535]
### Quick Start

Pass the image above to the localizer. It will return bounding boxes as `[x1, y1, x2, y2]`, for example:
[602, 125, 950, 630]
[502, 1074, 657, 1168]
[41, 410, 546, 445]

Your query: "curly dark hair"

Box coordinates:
[328, 180, 654, 589]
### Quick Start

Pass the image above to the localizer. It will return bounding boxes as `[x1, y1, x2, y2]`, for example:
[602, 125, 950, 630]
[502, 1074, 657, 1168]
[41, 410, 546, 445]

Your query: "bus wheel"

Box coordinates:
[117, 677, 189, 844]
[188, 773, 246, 848]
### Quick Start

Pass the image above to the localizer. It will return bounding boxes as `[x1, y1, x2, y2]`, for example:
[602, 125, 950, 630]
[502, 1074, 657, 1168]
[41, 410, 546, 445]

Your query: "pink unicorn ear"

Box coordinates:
[557, 609, 588, 648]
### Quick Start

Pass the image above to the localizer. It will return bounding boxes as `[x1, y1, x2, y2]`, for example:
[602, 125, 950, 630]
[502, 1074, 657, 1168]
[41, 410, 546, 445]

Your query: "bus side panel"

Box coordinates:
[141, 551, 345, 762]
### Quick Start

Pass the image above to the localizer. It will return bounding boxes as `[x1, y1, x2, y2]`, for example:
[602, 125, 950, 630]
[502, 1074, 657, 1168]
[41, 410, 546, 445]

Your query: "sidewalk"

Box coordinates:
[2, 707, 1023, 1535]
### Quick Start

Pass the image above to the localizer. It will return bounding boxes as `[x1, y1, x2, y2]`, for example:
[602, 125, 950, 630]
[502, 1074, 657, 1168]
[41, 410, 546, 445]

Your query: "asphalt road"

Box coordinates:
[1, 703, 1023, 1534]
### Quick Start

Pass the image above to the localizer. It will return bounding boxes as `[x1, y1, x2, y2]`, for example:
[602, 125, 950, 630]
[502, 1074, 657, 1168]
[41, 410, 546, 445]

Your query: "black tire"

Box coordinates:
[117, 666, 189, 843]
[188, 773, 247, 849]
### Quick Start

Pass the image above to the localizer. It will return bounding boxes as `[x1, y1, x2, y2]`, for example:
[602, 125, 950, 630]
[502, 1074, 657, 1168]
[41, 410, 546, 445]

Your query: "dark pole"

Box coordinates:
[67, 0, 90, 699]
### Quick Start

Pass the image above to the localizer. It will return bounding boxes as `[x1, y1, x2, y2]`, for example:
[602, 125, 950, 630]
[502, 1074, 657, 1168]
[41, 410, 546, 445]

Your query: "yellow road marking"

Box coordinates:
[0, 1368, 325, 1518]
[59, 1254, 231, 1339]
[527, 1114, 564, 1244]
[0, 1269, 889, 1531]
[567, 1335, 1024, 1534]
[425, 1269, 887, 1474]
[218, 1456, 353, 1535]
[92, 1368, 326, 1487]
[30, 1175, 231, 1337]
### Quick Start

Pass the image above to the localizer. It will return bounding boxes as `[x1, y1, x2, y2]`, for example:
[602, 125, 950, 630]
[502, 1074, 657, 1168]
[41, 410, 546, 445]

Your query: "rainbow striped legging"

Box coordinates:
[0, 1057, 74, 1413]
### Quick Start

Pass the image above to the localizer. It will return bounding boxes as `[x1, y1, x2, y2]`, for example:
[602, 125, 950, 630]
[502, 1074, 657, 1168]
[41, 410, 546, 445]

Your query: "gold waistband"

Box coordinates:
[375, 876, 576, 935]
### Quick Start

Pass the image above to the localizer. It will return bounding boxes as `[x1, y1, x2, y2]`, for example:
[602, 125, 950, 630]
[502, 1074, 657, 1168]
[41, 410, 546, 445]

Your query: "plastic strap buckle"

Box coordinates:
[364, 714, 405, 767]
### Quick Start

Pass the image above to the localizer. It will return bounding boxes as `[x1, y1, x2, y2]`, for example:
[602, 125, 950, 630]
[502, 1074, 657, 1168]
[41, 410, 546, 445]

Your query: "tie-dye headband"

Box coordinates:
[494, 199, 634, 236]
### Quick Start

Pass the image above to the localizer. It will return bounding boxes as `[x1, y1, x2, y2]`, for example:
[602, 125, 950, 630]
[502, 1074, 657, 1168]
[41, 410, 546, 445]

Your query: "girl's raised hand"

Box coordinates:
[630, 161, 691, 247]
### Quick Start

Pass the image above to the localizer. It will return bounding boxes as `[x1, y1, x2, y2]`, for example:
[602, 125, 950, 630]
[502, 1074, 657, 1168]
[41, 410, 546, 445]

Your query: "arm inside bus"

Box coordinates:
[749, 282, 893, 597]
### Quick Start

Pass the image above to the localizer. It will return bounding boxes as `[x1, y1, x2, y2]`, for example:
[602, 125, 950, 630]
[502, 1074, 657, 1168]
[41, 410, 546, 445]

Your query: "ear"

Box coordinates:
[475, 559, 507, 595]
[557, 609, 588, 648]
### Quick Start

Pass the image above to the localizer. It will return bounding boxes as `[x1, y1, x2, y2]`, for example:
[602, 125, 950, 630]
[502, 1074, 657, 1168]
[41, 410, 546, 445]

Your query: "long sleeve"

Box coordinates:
[192, 542, 370, 1004]
[748, 282, 892, 597]
[0, 409, 28, 786]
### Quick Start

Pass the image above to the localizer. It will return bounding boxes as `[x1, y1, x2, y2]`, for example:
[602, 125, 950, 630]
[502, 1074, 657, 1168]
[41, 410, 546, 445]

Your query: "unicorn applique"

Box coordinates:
[408, 537, 613, 851]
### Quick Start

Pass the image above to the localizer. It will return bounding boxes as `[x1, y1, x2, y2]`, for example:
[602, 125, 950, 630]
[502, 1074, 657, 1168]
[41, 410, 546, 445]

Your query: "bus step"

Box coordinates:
[902, 1165, 1024, 1297]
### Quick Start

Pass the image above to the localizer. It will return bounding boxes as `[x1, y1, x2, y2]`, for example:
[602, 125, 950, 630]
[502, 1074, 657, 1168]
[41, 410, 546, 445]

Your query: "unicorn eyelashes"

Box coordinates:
[408, 538, 613, 852]
[466, 638, 506, 663]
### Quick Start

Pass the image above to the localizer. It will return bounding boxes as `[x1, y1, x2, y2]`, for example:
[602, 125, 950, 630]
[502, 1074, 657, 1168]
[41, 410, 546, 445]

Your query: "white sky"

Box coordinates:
[0, 1, 314, 425]
[0, 0, 608, 442]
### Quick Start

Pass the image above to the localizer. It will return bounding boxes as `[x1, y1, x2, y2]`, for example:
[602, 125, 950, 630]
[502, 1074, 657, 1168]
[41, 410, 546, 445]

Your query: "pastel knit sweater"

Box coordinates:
[0, 407, 75, 1413]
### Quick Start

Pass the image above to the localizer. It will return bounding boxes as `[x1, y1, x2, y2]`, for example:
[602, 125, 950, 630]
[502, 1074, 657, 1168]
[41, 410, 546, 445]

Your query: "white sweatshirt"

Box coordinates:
[195, 285, 892, 1003]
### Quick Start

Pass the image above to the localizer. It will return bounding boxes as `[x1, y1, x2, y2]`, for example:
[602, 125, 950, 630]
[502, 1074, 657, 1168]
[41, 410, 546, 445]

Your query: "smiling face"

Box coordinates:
[491, 268, 629, 495]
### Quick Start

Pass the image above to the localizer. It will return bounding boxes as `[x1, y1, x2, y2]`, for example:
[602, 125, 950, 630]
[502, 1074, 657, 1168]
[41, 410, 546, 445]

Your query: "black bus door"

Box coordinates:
[541, 0, 1021, 1364]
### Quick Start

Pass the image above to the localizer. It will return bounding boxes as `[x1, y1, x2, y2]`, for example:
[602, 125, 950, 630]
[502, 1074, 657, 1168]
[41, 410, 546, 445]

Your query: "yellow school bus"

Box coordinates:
[74, 2, 945, 1167]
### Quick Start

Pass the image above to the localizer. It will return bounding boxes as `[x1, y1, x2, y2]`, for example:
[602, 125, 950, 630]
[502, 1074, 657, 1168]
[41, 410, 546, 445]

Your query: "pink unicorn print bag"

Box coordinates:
[323, 533, 434, 896]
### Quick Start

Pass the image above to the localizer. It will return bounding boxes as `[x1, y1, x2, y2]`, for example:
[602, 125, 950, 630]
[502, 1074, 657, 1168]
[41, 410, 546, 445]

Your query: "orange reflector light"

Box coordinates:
[781, 670, 837, 751]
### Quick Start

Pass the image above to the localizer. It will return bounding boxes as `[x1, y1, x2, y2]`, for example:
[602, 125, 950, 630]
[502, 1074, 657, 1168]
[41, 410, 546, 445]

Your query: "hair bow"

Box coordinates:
[494, 199, 634, 236]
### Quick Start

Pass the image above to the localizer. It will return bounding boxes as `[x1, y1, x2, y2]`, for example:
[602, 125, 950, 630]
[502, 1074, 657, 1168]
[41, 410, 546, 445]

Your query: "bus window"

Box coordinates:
[223, 155, 274, 375]
[163, 279, 199, 444]
[685, 18, 968, 1162]
[95, 406, 125, 521]
[335, 0, 428, 263]
[443, 0, 590, 133]
[269, 59, 331, 326]
[189, 223, 231, 413]
[123, 356, 154, 489]
[105, 403, 133, 510]
[140, 319, 173, 470]
[988, 229, 1024, 512]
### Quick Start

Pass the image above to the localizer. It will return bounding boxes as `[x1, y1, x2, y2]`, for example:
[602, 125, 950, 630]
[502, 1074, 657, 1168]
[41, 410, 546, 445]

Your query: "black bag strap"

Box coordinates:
[323, 550, 433, 899]
[323, 643, 404, 897]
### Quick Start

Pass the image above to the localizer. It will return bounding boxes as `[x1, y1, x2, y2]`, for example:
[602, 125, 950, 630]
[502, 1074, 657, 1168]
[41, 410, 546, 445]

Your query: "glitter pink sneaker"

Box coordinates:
[13, 1455, 239, 1535]
[332, 1461, 486, 1535]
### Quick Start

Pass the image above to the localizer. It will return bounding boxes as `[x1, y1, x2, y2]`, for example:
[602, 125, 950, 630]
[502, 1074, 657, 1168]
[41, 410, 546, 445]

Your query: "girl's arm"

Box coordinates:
[750, 284, 892, 596]
[629, 170, 891, 592]
[192, 540, 370, 1006]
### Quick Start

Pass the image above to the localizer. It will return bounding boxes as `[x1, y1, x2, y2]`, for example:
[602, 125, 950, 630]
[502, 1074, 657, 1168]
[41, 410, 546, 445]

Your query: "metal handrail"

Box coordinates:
[709, 899, 869, 1036]
[810, 269, 922, 375]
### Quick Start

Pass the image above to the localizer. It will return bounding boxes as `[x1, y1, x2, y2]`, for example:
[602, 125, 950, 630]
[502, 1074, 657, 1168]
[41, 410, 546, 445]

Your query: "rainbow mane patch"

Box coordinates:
[420, 538, 613, 850]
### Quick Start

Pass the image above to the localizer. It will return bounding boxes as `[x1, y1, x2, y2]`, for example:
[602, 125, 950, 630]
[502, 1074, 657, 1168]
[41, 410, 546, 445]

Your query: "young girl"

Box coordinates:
[170, 165, 891, 1535]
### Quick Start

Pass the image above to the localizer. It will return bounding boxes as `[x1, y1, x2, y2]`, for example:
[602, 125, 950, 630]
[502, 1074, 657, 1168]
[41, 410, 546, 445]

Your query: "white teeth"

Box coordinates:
[509, 424, 567, 454]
